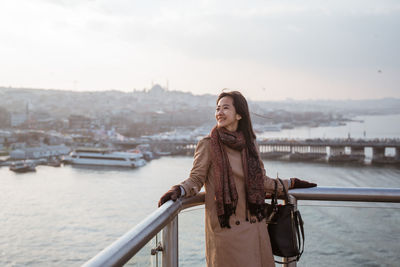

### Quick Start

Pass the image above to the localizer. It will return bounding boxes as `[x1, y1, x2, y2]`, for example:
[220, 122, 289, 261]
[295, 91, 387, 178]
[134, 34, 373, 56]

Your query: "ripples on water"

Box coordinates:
[1, 157, 400, 267]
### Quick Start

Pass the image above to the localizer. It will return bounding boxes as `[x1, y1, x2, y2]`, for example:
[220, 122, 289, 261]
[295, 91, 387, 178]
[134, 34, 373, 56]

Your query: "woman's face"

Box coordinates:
[215, 96, 241, 132]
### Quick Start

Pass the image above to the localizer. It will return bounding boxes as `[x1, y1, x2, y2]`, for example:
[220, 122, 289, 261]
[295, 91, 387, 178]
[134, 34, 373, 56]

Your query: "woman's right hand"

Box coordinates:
[158, 185, 181, 207]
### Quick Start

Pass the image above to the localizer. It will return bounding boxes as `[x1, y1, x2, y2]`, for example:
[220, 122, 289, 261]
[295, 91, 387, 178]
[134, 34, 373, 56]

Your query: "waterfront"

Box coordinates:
[1, 114, 400, 266]
[1, 157, 400, 266]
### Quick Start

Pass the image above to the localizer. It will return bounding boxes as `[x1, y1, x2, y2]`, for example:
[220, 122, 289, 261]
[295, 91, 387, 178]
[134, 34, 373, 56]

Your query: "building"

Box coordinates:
[10, 113, 27, 127]
[9, 145, 70, 159]
[68, 115, 92, 129]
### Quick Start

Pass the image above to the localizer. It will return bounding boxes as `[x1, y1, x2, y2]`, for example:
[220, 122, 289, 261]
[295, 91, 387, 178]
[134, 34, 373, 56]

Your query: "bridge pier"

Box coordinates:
[371, 147, 386, 164]
[329, 146, 345, 155]
[349, 145, 366, 163]
[372, 147, 385, 158]
[329, 146, 348, 162]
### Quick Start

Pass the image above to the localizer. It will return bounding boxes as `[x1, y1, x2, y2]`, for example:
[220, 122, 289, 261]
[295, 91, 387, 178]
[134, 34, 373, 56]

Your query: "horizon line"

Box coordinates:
[1, 85, 399, 103]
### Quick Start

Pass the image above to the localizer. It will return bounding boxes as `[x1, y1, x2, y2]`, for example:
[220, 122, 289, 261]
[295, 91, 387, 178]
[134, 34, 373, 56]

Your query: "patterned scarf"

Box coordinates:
[210, 126, 266, 228]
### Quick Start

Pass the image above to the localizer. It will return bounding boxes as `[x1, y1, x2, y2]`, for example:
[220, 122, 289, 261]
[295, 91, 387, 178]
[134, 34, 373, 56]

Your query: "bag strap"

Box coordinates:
[277, 178, 289, 203]
[296, 210, 305, 260]
[271, 179, 278, 206]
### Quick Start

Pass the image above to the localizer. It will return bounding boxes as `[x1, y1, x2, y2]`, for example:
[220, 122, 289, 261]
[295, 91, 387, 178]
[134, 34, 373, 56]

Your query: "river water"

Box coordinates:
[258, 114, 400, 140]
[1, 114, 400, 266]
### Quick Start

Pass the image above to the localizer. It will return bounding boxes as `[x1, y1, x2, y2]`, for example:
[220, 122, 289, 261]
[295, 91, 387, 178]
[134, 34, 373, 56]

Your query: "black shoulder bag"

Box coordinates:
[266, 178, 305, 264]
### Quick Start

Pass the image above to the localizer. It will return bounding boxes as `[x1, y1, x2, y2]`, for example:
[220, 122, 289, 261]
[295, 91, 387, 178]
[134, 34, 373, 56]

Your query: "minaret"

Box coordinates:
[25, 102, 30, 128]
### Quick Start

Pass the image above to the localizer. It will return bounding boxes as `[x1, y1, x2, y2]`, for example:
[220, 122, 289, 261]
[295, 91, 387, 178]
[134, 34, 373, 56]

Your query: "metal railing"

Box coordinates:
[83, 187, 400, 267]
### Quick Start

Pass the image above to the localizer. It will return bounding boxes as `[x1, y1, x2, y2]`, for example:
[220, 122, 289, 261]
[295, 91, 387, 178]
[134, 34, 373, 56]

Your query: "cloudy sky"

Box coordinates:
[1, 0, 399, 101]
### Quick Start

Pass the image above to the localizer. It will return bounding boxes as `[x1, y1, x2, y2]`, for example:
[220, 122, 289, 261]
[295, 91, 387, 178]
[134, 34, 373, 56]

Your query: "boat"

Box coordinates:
[62, 148, 146, 168]
[47, 157, 61, 167]
[154, 150, 172, 157]
[9, 160, 36, 173]
[130, 145, 155, 161]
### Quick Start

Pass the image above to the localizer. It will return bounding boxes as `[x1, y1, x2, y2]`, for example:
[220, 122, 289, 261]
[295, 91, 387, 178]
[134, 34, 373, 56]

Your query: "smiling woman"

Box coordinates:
[158, 90, 316, 267]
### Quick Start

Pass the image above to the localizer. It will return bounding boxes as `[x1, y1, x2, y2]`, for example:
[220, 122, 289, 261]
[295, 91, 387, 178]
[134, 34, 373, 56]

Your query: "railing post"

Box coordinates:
[281, 195, 297, 267]
[162, 216, 178, 267]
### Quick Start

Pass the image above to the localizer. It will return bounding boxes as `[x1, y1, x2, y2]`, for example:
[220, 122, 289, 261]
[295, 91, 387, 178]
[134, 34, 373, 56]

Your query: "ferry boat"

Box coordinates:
[9, 160, 36, 173]
[63, 148, 146, 168]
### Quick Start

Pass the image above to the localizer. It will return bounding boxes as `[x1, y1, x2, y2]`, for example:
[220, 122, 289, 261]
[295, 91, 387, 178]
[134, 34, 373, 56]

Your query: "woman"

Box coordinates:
[158, 91, 316, 267]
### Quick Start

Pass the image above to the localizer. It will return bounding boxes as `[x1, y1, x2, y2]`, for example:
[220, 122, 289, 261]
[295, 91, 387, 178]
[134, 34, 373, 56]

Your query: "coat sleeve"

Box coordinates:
[254, 140, 290, 195]
[180, 137, 211, 197]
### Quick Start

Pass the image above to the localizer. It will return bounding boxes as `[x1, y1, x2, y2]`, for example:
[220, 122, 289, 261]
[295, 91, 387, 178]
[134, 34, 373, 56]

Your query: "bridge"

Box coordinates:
[257, 139, 400, 164]
[112, 138, 400, 165]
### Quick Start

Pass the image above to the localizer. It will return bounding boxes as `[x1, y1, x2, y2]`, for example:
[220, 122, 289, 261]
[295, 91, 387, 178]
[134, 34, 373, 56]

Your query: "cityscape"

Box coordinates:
[1, 85, 400, 172]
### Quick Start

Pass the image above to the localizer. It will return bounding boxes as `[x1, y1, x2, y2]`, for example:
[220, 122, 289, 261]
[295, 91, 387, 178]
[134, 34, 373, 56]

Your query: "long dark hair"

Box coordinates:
[217, 91, 257, 148]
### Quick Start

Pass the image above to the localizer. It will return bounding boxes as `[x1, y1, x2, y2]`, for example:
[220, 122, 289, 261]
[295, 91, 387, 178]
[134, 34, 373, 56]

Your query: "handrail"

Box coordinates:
[289, 186, 400, 202]
[82, 193, 205, 267]
[83, 187, 400, 267]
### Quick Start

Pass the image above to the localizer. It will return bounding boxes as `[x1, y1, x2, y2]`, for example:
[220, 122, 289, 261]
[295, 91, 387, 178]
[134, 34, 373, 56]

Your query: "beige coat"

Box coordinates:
[180, 137, 289, 267]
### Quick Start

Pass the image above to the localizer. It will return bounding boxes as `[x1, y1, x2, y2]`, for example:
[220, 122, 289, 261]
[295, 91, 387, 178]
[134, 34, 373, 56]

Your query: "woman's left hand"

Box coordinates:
[158, 185, 182, 207]
[290, 178, 317, 189]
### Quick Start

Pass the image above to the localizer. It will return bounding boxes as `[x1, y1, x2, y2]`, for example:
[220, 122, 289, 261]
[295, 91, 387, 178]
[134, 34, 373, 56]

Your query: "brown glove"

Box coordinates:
[290, 178, 317, 189]
[158, 185, 181, 207]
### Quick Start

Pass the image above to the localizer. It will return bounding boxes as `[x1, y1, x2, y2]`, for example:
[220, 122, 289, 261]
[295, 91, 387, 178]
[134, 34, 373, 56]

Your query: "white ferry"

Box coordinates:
[63, 148, 146, 168]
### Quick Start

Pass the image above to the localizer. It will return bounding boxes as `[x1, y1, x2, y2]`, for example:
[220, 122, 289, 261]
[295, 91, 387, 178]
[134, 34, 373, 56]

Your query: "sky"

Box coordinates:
[0, 0, 399, 101]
